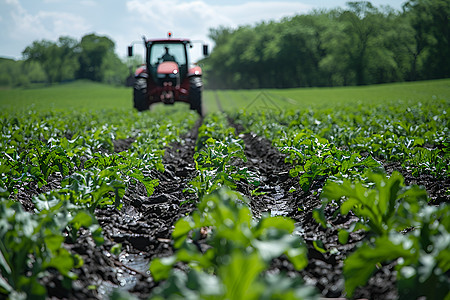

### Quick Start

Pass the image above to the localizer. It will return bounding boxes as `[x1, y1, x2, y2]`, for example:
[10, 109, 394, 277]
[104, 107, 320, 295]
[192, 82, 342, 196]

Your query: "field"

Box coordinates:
[0, 79, 449, 299]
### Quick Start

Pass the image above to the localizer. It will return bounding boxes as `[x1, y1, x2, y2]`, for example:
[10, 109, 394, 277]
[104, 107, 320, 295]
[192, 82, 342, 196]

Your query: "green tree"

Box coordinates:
[378, 9, 418, 82]
[54, 36, 79, 82]
[101, 51, 129, 85]
[231, 25, 261, 89]
[276, 13, 330, 87]
[404, 0, 450, 79]
[338, 2, 382, 85]
[203, 0, 448, 89]
[317, 3, 400, 86]
[22, 37, 79, 84]
[22, 40, 58, 84]
[0, 58, 46, 88]
[25, 61, 47, 84]
[364, 6, 405, 84]
[204, 26, 235, 89]
[77, 33, 115, 82]
[0, 58, 16, 87]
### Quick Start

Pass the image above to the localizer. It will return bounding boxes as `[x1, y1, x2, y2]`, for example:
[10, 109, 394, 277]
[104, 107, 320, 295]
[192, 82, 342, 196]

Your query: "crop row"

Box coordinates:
[233, 99, 449, 298]
[1, 98, 449, 299]
[148, 112, 316, 299]
[235, 99, 449, 179]
[0, 107, 198, 298]
[144, 107, 449, 299]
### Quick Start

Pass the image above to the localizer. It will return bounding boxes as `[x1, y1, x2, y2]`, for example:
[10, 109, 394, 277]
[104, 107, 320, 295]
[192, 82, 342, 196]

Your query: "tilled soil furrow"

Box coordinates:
[15, 112, 444, 300]
[229, 120, 303, 217]
[72, 119, 203, 299]
[238, 131, 303, 217]
[231, 119, 399, 299]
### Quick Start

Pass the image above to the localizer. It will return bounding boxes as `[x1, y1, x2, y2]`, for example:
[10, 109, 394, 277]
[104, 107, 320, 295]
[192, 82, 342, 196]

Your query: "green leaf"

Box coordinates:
[177, 248, 213, 269]
[131, 171, 159, 196]
[312, 208, 327, 228]
[219, 251, 265, 300]
[73, 254, 84, 268]
[172, 219, 194, 249]
[44, 248, 75, 277]
[338, 229, 349, 244]
[89, 224, 104, 246]
[70, 211, 94, 230]
[298, 174, 312, 192]
[413, 138, 425, 147]
[286, 245, 308, 270]
[261, 273, 317, 300]
[344, 235, 413, 297]
[150, 256, 177, 282]
[371, 171, 403, 220]
[185, 269, 223, 296]
[44, 234, 64, 252]
[359, 155, 382, 168]
[0, 164, 11, 174]
[313, 240, 327, 254]
[255, 216, 295, 235]
[252, 234, 295, 262]
[340, 198, 360, 215]
[110, 243, 122, 256]
[0, 249, 11, 275]
[0, 275, 13, 293]
[33, 193, 60, 211]
[29, 280, 47, 298]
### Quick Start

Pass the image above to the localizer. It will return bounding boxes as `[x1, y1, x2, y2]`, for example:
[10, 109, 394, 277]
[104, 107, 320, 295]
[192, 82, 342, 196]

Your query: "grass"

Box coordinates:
[1, 79, 449, 114]
[0, 80, 130, 112]
[203, 78, 450, 113]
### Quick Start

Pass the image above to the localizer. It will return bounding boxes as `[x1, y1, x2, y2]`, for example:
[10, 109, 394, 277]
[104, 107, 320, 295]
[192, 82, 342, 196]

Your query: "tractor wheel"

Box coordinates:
[133, 78, 149, 111]
[189, 76, 203, 116]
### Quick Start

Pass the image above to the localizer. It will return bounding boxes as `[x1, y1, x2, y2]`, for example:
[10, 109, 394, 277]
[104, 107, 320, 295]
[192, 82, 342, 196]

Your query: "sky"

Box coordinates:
[0, 0, 407, 63]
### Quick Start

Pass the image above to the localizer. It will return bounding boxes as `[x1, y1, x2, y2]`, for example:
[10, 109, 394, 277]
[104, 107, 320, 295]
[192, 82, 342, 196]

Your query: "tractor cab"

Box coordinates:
[128, 33, 208, 115]
[148, 41, 189, 87]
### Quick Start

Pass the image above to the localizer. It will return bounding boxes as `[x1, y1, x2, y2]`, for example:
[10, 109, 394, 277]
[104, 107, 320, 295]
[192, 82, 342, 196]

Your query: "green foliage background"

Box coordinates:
[2, 0, 449, 90]
[203, 0, 450, 89]
[1, 34, 129, 88]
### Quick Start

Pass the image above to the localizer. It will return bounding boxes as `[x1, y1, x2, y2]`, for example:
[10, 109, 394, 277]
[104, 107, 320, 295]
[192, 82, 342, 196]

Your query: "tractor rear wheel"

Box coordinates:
[189, 76, 203, 116]
[133, 78, 149, 111]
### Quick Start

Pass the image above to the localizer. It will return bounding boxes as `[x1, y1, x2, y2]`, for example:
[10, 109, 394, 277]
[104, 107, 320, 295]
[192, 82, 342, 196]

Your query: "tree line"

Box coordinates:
[202, 0, 449, 89]
[0, 33, 129, 87]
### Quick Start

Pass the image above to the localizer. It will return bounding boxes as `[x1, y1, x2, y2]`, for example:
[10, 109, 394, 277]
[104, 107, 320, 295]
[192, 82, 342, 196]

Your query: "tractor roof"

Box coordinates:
[146, 38, 190, 43]
[145, 32, 191, 44]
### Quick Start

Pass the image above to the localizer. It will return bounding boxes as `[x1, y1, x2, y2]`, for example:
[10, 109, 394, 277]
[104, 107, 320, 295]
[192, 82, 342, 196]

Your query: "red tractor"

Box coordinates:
[128, 33, 208, 115]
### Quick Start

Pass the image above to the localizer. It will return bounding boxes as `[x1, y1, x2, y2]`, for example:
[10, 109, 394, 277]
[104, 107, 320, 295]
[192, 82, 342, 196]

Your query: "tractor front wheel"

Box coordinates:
[133, 78, 149, 111]
[189, 76, 203, 116]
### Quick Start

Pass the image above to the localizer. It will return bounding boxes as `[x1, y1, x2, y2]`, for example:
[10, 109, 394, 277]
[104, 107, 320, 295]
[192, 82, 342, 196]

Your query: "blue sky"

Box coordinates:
[0, 0, 407, 62]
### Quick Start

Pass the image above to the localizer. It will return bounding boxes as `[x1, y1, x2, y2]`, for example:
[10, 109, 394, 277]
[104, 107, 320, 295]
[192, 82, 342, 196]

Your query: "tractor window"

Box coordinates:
[150, 43, 187, 66]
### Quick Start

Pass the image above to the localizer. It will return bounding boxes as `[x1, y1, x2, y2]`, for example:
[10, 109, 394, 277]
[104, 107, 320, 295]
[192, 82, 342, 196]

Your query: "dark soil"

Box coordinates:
[12, 117, 448, 299]
[70, 119, 202, 299]
[230, 122, 398, 299]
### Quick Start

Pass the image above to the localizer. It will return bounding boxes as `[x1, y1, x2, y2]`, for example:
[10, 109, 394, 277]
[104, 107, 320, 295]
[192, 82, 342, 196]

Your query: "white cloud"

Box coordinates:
[126, 0, 226, 36]
[6, 0, 91, 42]
[126, 0, 310, 38]
[80, 0, 97, 7]
[1, 0, 313, 60]
[217, 1, 312, 25]
[124, 0, 312, 61]
[5, 0, 20, 5]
